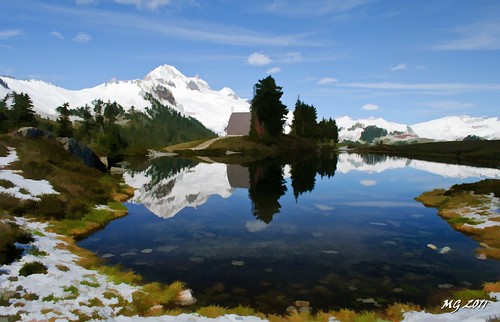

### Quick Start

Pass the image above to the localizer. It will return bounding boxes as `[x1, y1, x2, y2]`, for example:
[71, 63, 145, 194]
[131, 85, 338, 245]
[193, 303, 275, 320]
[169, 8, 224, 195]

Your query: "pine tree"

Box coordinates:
[10, 92, 37, 128]
[250, 76, 288, 140]
[291, 99, 317, 138]
[56, 102, 73, 137]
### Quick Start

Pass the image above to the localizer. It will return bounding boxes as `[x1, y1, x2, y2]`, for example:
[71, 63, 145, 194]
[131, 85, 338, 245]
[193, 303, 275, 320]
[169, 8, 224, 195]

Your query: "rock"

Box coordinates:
[177, 289, 197, 306]
[439, 246, 451, 254]
[149, 304, 163, 313]
[264, 268, 274, 273]
[56, 137, 107, 171]
[348, 285, 357, 291]
[15, 127, 53, 139]
[231, 260, 245, 266]
[438, 284, 454, 289]
[299, 307, 312, 314]
[285, 306, 298, 314]
[427, 243, 438, 250]
[189, 257, 204, 263]
[393, 288, 403, 293]
[294, 300, 310, 307]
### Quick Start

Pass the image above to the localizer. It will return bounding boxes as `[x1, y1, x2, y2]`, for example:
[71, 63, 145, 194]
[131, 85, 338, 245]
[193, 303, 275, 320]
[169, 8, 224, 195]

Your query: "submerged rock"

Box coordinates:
[439, 246, 451, 254]
[427, 243, 438, 250]
[231, 260, 245, 266]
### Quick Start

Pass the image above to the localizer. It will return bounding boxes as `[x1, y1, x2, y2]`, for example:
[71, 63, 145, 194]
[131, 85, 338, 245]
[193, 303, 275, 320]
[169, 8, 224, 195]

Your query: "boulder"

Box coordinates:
[56, 137, 107, 172]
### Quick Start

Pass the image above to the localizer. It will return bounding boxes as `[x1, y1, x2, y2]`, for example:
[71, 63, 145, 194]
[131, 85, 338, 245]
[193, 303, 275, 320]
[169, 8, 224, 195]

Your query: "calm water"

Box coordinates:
[79, 153, 500, 313]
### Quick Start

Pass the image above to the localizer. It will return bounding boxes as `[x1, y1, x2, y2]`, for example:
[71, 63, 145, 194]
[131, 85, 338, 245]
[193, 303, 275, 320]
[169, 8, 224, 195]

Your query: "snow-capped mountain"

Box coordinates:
[0, 65, 250, 135]
[411, 116, 500, 141]
[1, 65, 499, 140]
[335, 115, 500, 142]
[336, 116, 413, 142]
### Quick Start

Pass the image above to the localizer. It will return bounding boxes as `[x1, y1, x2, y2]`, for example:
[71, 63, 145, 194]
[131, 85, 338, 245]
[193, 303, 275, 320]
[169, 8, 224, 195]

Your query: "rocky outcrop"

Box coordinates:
[14, 127, 107, 172]
[56, 137, 107, 172]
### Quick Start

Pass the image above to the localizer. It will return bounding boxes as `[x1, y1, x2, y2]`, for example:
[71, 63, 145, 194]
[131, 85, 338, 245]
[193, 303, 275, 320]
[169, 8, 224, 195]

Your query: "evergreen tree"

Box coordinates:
[10, 92, 37, 128]
[316, 118, 339, 143]
[56, 102, 73, 137]
[0, 95, 8, 132]
[360, 125, 387, 143]
[291, 99, 317, 138]
[249, 76, 288, 140]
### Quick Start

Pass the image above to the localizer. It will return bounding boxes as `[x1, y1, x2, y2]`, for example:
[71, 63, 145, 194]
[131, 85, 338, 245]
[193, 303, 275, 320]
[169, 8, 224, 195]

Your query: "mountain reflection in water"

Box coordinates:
[80, 153, 500, 313]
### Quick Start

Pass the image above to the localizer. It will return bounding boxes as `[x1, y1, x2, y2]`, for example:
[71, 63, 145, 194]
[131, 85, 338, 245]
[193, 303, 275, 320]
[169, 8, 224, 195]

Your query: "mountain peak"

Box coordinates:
[144, 64, 185, 82]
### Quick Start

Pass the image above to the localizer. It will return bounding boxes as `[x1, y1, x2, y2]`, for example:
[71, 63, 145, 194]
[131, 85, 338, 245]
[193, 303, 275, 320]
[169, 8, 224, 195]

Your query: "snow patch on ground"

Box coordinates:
[460, 193, 500, 229]
[0, 147, 57, 199]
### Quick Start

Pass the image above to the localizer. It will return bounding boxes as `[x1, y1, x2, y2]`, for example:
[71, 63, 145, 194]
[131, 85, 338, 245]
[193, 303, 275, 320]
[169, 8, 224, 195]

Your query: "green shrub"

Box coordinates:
[0, 179, 15, 189]
[19, 261, 48, 276]
[0, 221, 34, 265]
[32, 194, 67, 220]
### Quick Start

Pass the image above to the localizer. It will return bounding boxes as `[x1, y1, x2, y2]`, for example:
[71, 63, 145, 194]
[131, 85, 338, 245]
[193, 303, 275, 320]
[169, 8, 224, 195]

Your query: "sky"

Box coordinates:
[1, 0, 499, 123]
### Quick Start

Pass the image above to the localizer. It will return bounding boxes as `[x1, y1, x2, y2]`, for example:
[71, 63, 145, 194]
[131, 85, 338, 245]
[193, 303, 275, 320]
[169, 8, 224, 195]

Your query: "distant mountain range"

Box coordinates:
[1, 65, 499, 140]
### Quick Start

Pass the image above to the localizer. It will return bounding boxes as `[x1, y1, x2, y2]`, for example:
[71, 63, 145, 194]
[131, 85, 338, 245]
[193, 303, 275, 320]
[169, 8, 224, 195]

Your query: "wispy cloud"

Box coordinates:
[264, 0, 373, 16]
[248, 52, 272, 65]
[314, 203, 335, 211]
[73, 32, 92, 43]
[49, 31, 65, 40]
[76, 0, 96, 4]
[317, 77, 338, 85]
[433, 21, 500, 51]
[42, 4, 312, 47]
[280, 51, 302, 63]
[266, 67, 281, 74]
[337, 82, 500, 92]
[390, 63, 406, 71]
[114, 0, 172, 10]
[360, 179, 376, 186]
[0, 29, 23, 40]
[361, 104, 379, 111]
[421, 100, 475, 110]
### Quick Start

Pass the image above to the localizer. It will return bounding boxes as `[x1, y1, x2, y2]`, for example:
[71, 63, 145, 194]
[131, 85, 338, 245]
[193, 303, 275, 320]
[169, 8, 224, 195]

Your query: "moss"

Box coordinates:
[42, 294, 61, 303]
[63, 285, 79, 299]
[27, 247, 48, 257]
[80, 280, 100, 288]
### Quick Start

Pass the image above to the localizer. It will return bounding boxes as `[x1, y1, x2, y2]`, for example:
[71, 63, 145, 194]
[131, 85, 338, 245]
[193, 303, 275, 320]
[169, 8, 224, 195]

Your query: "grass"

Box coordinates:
[357, 140, 500, 169]
[165, 135, 317, 163]
[416, 179, 500, 259]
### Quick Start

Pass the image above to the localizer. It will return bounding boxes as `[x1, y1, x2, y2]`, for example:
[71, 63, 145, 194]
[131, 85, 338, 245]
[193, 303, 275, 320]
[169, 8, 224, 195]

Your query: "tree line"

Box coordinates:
[249, 75, 339, 144]
[0, 92, 216, 161]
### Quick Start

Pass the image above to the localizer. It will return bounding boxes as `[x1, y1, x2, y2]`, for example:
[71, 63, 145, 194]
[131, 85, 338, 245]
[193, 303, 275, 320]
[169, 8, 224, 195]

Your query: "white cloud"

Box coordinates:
[338, 82, 500, 92]
[42, 5, 310, 47]
[433, 21, 500, 51]
[114, 0, 172, 10]
[280, 51, 302, 63]
[245, 220, 268, 233]
[248, 52, 272, 66]
[422, 100, 474, 110]
[265, 0, 373, 16]
[266, 67, 281, 74]
[390, 63, 406, 71]
[49, 31, 64, 40]
[361, 103, 379, 111]
[314, 204, 335, 211]
[317, 77, 338, 85]
[360, 179, 376, 186]
[73, 32, 92, 43]
[0, 29, 23, 40]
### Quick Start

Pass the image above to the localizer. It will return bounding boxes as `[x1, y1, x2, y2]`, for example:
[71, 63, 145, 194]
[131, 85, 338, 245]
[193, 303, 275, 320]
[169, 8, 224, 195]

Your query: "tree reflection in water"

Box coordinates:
[248, 152, 338, 223]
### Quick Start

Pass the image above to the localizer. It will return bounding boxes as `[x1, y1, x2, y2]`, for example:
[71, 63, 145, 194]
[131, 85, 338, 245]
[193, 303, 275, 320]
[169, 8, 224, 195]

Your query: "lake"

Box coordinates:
[78, 153, 500, 313]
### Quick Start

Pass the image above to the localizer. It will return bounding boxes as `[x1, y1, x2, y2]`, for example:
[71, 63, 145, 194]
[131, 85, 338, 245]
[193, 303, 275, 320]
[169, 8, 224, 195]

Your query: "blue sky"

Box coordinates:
[1, 0, 499, 123]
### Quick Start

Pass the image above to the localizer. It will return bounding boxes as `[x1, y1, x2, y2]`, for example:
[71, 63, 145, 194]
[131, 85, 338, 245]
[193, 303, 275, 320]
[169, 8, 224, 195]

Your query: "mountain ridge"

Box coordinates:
[1, 65, 499, 141]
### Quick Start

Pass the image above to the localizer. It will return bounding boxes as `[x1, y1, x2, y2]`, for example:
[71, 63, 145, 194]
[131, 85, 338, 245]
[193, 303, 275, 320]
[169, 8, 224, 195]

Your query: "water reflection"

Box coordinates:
[80, 152, 500, 313]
